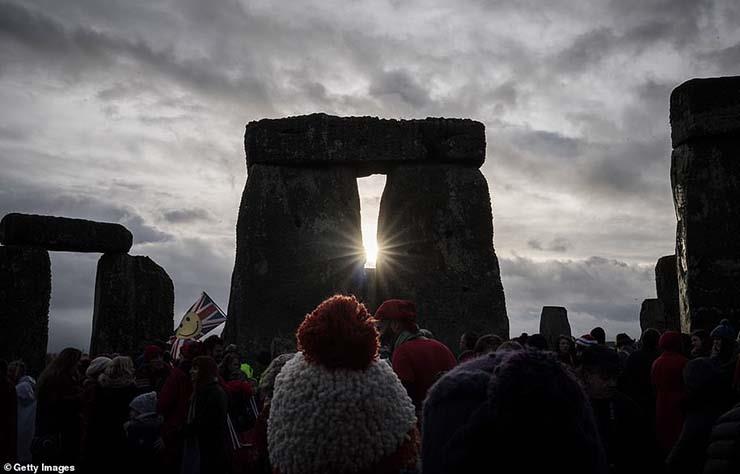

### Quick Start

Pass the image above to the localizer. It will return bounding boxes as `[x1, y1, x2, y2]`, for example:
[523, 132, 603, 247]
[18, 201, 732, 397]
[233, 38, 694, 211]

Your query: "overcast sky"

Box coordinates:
[2, 0, 740, 351]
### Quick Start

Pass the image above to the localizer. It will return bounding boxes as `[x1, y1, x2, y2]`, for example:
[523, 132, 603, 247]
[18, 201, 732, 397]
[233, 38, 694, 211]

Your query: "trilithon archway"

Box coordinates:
[223, 113, 509, 356]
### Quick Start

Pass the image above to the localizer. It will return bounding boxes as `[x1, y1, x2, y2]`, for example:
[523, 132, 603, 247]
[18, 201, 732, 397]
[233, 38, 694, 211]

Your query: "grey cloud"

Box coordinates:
[369, 69, 432, 108]
[162, 208, 214, 224]
[700, 42, 740, 74]
[501, 255, 653, 338]
[124, 214, 172, 245]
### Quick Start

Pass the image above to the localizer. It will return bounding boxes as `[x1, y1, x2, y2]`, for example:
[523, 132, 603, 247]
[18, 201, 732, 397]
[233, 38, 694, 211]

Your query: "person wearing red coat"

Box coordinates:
[375, 299, 457, 418]
[651, 331, 688, 456]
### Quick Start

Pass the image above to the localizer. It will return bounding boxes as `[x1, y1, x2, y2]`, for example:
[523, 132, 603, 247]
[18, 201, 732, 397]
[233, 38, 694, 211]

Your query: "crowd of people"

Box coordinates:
[1, 295, 740, 473]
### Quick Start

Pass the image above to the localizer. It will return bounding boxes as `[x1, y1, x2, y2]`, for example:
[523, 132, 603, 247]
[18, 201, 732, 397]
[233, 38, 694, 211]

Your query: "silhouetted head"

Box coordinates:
[590, 327, 606, 345]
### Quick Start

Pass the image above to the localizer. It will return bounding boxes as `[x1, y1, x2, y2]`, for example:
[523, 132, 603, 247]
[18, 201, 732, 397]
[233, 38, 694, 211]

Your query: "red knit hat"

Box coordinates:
[143, 344, 163, 362]
[375, 299, 417, 322]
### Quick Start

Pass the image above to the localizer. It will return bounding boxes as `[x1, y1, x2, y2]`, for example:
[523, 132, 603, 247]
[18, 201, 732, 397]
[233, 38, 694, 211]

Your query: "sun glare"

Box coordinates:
[364, 237, 378, 268]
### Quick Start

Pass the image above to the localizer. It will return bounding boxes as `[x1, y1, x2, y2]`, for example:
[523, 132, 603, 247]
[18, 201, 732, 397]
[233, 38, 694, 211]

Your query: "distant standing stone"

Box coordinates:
[0, 213, 133, 253]
[640, 298, 667, 333]
[0, 245, 50, 375]
[539, 306, 571, 351]
[90, 254, 173, 355]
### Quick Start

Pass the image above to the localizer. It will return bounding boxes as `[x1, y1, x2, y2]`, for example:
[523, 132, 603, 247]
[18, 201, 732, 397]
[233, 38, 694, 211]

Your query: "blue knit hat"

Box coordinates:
[710, 319, 736, 340]
[422, 350, 608, 474]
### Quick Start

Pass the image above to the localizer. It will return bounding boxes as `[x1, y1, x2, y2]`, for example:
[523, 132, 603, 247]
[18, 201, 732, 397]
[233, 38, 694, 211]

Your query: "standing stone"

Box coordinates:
[671, 76, 740, 333]
[655, 255, 680, 332]
[640, 298, 668, 333]
[90, 254, 173, 355]
[0, 246, 50, 375]
[0, 213, 133, 253]
[376, 164, 508, 351]
[223, 164, 365, 356]
[539, 306, 570, 351]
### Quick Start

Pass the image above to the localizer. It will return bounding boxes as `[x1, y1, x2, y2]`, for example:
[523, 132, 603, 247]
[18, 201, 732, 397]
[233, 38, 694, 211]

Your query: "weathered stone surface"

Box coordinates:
[670, 77, 740, 147]
[0, 213, 133, 253]
[244, 113, 485, 171]
[375, 164, 508, 351]
[0, 246, 50, 375]
[655, 255, 681, 332]
[640, 298, 668, 333]
[671, 138, 740, 332]
[539, 306, 570, 351]
[90, 254, 174, 355]
[223, 164, 365, 356]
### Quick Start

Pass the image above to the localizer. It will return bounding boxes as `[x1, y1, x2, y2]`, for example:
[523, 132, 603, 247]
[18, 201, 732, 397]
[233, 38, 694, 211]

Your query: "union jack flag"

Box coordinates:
[187, 291, 227, 335]
[170, 292, 227, 359]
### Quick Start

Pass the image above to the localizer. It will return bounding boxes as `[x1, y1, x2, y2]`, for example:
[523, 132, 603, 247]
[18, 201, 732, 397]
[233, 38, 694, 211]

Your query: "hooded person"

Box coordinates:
[268, 295, 419, 474]
[666, 357, 733, 474]
[422, 350, 608, 474]
[710, 320, 738, 388]
[374, 299, 456, 418]
[652, 330, 688, 456]
[124, 391, 164, 471]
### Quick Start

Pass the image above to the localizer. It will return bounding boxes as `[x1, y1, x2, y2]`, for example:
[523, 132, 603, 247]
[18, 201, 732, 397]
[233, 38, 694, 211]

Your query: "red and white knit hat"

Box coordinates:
[267, 295, 419, 474]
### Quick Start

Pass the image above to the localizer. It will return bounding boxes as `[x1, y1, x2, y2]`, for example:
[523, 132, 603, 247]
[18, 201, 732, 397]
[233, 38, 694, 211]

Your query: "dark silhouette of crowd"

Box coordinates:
[2, 296, 740, 473]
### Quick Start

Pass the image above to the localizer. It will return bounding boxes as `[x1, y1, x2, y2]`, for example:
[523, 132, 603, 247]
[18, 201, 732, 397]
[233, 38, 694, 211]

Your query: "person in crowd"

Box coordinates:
[0, 360, 17, 463]
[268, 295, 419, 474]
[33, 348, 82, 465]
[580, 345, 659, 473]
[525, 333, 548, 351]
[135, 345, 171, 394]
[557, 335, 576, 367]
[252, 353, 295, 474]
[79, 355, 110, 461]
[473, 334, 503, 356]
[666, 357, 734, 474]
[375, 299, 456, 418]
[12, 362, 35, 463]
[710, 320, 738, 388]
[652, 330, 688, 457]
[619, 328, 661, 420]
[183, 356, 230, 474]
[422, 349, 608, 474]
[575, 334, 598, 363]
[615, 333, 636, 365]
[124, 391, 163, 471]
[158, 340, 201, 474]
[514, 332, 529, 347]
[458, 331, 479, 361]
[220, 351, 246, 383]
[202, 335, 225, 364]
[703, 401, 740, 474]
[76, 355, 91, 383]
[689, 329, 711, 359]
[7, 360, 25, 386]
[84, 355, 138, 474]
[497, 341, 524, 352]
[591, 326, 607, 345]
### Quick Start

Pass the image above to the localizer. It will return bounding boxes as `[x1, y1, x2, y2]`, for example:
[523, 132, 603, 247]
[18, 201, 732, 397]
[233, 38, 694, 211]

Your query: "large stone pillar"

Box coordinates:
[223, 164, 365, 355]
[655, 255, 680, 332]
[0, 246, 50, 375]
[539, 306, 570, 351]
[671, 76, 740, 332]
[90, 254, 174, 355]
[376, 164, 508, 350]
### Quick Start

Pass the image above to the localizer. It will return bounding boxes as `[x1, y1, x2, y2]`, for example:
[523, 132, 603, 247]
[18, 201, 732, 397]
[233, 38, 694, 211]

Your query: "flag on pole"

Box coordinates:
[171, 292, 227, 359]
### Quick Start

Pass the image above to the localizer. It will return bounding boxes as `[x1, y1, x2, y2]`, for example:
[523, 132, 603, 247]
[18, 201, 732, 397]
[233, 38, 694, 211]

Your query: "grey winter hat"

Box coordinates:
[129, 391, 157, 416]
[86, 356, 112, 378]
